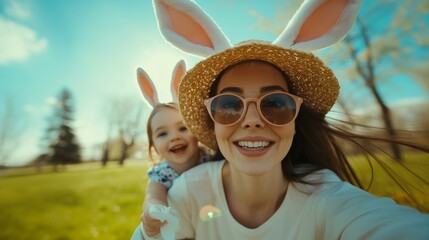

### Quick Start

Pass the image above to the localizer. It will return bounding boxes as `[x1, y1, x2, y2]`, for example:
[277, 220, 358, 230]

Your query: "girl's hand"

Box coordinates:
[141, 212, 165, 237]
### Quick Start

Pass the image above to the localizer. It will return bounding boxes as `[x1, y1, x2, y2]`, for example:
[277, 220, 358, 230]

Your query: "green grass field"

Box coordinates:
[0, 153, 428, 239]
[0, 160, 149, 240]
[348, 152, 429, 211]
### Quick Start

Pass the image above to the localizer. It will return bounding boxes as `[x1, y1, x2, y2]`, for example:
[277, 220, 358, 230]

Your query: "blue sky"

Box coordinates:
[1, 0, 428, 166]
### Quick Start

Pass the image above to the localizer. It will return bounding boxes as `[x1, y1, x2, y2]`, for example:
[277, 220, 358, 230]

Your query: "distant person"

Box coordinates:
[133, 0, 429, 239]
[136, 60, 211, 238]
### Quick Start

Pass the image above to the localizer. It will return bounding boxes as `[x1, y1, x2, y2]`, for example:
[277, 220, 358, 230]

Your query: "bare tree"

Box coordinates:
[108, 97, 144, 166]
[334, 0, 428, 161]
[0, 98, 25, 166]
[100, 140, 110, 166]
[343, 21, 403, 160]
[100, 101, 115, 167]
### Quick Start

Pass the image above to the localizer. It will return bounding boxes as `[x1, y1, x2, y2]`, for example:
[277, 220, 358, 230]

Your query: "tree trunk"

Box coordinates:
[345, 19, 403, 161]
[118, 139, 132, 166]
[368, 83, 402, 161]
[101, 142, 109, 167]
[118, 142, 127, 166]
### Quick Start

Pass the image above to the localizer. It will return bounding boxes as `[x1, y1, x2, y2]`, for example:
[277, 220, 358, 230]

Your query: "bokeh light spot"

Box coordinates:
[199, 205, 221, 222]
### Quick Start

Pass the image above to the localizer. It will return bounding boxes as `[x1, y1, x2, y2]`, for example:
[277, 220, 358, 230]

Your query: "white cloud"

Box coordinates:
[0, 16, 48, 64]
[5, 1, 31, 19]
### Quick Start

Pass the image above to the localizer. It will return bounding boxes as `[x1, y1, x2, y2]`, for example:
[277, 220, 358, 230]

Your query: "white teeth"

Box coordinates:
[237, 141, 270, 149]
[170, 145, 185, 151]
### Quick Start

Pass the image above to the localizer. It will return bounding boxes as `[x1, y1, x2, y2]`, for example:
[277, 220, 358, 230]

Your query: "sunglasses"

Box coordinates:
[204, 92, 303, 126]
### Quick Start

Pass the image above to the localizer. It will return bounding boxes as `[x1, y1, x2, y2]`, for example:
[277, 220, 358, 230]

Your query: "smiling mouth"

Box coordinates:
[170, 144, 187, 153]
[235, 141, 273, 150]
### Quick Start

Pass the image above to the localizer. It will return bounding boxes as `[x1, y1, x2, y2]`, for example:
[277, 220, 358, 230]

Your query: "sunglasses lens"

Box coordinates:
[260, 93, 297, 125]
[210, 95, 244, 125]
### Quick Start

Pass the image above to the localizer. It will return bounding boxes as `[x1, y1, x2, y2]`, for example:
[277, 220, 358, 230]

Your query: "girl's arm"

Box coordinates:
[144, 181, 168, 209]
[141, 182, 168, 237]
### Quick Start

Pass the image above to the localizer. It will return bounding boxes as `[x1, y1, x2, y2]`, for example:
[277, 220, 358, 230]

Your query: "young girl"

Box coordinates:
[137, 61, 211, 238]
[133, 0, 429, 239]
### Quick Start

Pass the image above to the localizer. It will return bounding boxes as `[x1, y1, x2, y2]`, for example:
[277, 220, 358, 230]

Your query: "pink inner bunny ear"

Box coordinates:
[137, 68, 159, 107]
[153, 0, 231, 58]
[274, 0, 361, 51]
[163, 2, 214, 49]
[170, 60, 185, 102]
[294, 0, 347, 44]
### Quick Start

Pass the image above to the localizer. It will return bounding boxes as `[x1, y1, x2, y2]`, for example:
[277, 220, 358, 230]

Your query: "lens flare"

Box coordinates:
[199, 205, 221, 222]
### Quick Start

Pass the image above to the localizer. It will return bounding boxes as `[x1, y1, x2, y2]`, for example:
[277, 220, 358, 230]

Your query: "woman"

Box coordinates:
[133, 0, 429, 239]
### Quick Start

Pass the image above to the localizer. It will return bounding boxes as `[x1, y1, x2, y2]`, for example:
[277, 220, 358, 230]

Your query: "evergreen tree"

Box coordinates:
[43, 88, 81, 168]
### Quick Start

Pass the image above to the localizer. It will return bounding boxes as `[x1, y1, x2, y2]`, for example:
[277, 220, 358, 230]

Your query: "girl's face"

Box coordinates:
[214, 61, 296, 176]
[151, 107, 199, 169]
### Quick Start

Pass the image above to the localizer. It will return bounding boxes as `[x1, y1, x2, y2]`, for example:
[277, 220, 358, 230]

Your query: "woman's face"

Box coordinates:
[214, 61, 296, 176]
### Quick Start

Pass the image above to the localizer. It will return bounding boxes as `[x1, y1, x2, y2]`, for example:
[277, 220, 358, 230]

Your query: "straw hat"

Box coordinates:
[153, 0, 361, 150]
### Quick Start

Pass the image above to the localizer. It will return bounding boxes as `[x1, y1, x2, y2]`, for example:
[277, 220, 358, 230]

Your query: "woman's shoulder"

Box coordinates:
[300, 168, 342, 183]
[291, 167, 344, 193]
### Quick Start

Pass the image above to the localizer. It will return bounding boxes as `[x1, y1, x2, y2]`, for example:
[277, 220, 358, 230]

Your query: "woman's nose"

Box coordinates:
[241, 103, 265, 129]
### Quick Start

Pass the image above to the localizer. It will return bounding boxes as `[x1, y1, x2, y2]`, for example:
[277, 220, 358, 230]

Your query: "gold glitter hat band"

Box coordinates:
[179, 42, 339, 150]
[152, 0, 361, 150]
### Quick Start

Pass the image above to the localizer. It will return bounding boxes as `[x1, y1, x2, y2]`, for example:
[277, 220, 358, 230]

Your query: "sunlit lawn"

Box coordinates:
[0, 160, 149, 240]
[0, 153, 428, 239]
[348, 152, 429, 211]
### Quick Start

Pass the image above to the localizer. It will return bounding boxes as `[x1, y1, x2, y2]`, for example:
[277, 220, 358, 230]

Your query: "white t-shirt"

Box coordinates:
[166, 160, 429, 240]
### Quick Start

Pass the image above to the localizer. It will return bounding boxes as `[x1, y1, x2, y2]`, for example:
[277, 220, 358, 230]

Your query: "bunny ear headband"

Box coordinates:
[137, 59, 186, 107]
[153, 0, 361, 150]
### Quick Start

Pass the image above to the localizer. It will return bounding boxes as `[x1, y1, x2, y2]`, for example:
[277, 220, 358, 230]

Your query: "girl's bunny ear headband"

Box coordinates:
[137, 59, 186, 107]
[153, 0, 361, 150]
